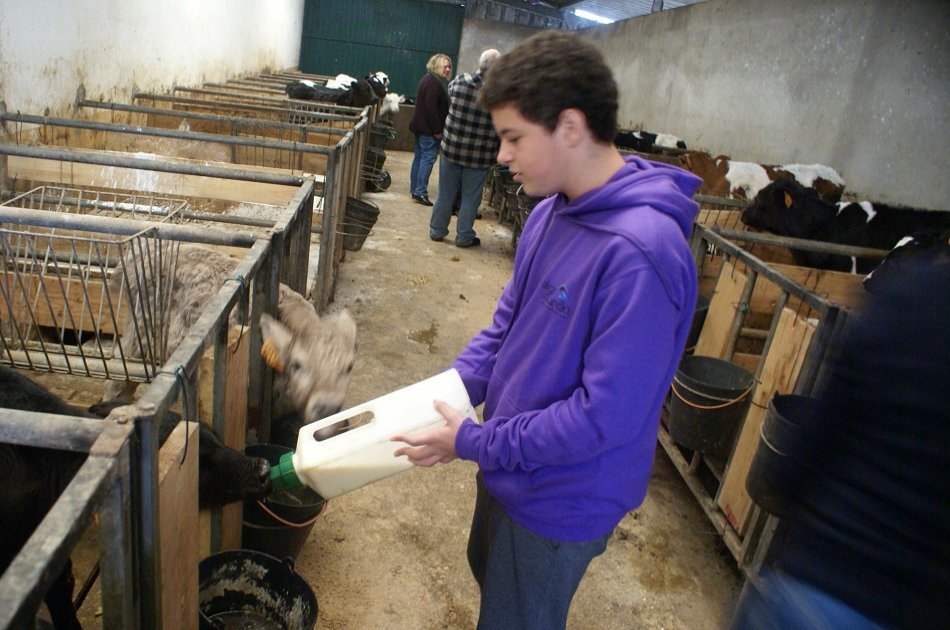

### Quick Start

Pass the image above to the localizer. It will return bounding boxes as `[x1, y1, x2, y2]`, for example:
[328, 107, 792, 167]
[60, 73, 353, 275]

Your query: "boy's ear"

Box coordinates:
[556, 108, 588, 147]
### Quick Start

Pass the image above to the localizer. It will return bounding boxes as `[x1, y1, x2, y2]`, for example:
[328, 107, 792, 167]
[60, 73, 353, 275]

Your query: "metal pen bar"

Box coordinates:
[0, 408, 109, 450]
[713, 227, 891, 258]
[1, 190, 325, 234]
[0, 111, 334, 156]
[0, 207, 258, 247]
[77, 99, 346, 136]
[134, 92, 360, 123]
[0, 143, 307, 187]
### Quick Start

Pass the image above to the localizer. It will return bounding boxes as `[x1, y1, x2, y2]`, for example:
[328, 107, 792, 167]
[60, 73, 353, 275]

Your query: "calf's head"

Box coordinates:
[260, 309, 358, 434]
[742, 178, 833, 239]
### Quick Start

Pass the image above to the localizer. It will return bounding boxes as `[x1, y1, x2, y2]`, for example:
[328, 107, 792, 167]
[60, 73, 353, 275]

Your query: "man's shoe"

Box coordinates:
[456, 237, 481, 249]
[413, 194, 433, 206]
[430, 234, 444, 242]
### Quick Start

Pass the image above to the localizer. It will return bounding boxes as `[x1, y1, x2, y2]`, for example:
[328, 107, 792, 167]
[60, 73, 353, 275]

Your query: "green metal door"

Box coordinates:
[300, 0, 464, 97]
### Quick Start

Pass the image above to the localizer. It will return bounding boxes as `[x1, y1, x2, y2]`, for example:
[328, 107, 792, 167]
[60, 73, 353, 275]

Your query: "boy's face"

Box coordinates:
[492, 104, 561, 198]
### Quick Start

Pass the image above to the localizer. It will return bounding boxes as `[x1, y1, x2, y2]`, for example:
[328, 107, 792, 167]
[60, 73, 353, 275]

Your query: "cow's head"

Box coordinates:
[260, 309, 358, 438]
[742, 178, 831, 239]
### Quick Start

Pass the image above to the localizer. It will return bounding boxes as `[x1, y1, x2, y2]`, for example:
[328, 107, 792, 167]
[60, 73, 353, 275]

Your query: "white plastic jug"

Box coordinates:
[284, 369, 477, 499]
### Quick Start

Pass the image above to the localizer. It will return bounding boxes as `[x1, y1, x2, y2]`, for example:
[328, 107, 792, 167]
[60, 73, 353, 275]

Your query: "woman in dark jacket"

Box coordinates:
[409, 53, 451, 206]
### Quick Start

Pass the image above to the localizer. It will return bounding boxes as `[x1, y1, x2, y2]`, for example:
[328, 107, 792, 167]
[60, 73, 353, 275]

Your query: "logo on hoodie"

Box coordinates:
[541, 281, 571, 318]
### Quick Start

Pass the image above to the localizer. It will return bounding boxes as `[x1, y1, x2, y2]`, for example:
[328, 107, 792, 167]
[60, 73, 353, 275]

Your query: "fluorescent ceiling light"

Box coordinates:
[574, 8, 615, 24]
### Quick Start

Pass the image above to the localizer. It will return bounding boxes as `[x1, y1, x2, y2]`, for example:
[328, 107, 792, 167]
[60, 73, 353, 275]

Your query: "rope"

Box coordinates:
[670, 379, 754, 410]
[171, 365, 191, 465]
[227, 273, 249, 353]
[254, 497, 328, 528]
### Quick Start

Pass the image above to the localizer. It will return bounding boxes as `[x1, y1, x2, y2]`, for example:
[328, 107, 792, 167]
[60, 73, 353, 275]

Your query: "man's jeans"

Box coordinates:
[410, 135, 440, 197]
[429, 157, 490, 246]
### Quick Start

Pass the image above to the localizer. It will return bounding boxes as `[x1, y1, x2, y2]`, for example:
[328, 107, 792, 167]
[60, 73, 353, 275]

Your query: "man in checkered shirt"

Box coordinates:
[429, 49, 501, 248]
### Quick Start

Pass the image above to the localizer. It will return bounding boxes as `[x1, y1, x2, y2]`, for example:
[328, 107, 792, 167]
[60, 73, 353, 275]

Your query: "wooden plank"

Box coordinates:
[158, 421, 200, 630]
[716, 308, 816, 534]
[694, 261, 747, 359]
[699, 255, 867, 312]
[198, 326, 249, 554]
[0, 269, 124, 334]
[7, 155, 299, 206]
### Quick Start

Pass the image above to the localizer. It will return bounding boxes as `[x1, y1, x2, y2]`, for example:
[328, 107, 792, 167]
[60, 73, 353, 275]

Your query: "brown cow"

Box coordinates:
[679, 151, 844, 202]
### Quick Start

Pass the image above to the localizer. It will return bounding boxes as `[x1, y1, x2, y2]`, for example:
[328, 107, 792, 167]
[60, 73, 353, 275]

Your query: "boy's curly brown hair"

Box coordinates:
[479, 30, 619, 143]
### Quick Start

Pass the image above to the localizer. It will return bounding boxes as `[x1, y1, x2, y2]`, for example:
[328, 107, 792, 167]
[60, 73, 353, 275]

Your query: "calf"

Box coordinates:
[615, 128, 687, 153]
[1, 365, 272, 628]
[101, 244, 358, 448]
[742, 179, 950, 273]
[679, 152, 845, 202]
[380, 92, 405, 120]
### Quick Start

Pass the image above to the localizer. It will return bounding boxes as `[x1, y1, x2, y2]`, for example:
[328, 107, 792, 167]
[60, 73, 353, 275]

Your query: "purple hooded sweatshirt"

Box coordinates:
[453, 155, 701, 542]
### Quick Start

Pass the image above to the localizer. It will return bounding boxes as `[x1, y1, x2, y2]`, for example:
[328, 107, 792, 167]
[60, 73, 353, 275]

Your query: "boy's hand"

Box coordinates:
[392, 400, 465, 467]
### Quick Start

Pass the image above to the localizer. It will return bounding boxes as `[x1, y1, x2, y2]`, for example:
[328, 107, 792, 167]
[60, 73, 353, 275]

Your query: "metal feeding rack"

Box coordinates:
[0, 186, 185, 381]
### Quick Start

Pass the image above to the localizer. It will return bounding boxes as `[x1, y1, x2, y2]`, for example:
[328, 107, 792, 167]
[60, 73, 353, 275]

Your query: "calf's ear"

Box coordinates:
[260, 313, 294, 355]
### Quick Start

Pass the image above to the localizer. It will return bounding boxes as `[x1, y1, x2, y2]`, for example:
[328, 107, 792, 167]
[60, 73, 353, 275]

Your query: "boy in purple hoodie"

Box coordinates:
[394, 30, 701, 629]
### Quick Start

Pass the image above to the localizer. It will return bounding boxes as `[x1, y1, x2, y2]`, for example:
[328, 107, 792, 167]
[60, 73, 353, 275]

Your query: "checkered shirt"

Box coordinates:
[440, 72, 499, 169]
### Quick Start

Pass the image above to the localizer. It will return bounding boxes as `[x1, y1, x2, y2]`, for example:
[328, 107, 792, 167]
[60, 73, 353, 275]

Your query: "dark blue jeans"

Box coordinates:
[467, 474, 609, 630]
[730, 568, 886, 629]
[429, 157, 490, 245]
[410, 134, 440, 197]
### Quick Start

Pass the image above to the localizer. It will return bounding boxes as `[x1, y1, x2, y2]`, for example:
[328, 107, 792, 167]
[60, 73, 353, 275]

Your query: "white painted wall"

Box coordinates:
[580, 0, 950, 209]
[0, 0, 304, 115]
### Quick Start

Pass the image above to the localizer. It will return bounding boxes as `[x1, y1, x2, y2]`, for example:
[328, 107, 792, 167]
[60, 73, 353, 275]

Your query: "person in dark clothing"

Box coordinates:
[731, 261, 950, 629]
[409, 53, 451, 206]
[428, 48, 500, 248]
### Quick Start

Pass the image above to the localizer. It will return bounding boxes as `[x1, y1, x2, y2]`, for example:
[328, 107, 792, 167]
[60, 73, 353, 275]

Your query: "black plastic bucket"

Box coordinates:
[369, 122, 396, 150]
[685, 293, 711, 354]
[341, 197, 380, 251]
[242, 444, 326, 561]
[668, 355, 755, 459]
[199, 549, 317, 629]
[746, 394, 817, 517]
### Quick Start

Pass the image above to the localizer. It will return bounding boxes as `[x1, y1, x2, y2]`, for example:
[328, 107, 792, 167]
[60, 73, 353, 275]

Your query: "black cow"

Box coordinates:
[1, 366, 271, 628]
[285, 80, 349, 104]
[285, 78, 378, 109]
[741, 179, 950, 273]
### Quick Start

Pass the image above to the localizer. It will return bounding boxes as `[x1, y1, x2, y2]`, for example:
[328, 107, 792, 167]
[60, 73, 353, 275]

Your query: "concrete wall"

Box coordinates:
[457, 17, 539, 76]
[581, 0, 950, 209]
[0, 0, 304, 116]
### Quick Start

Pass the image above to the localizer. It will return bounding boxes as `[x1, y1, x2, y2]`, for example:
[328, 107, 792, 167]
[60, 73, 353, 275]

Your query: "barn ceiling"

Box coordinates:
[459, 0, 711, 29]
[547, 0, 708, 26]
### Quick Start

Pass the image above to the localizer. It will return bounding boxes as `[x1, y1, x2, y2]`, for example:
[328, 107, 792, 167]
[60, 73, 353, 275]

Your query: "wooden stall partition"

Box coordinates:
[716, 308, 816, 534]
[695, 260, 748, 360]
[197, 325, 250, 555]
[157, 421, 200, 630]
[659, 226, 853, 570]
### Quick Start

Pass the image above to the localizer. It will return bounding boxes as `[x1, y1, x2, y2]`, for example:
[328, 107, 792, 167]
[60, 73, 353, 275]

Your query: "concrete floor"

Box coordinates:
[293, 150, 742, 629]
